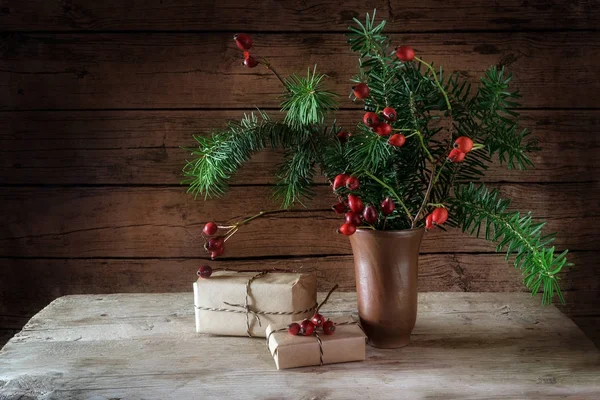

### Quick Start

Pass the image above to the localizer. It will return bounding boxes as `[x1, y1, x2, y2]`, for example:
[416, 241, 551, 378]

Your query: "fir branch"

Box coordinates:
[273, 143, 317, 208]
[451, 183, 570, 304]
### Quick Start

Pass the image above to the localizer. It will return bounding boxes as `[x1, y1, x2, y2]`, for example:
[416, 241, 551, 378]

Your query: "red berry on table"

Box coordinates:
[381, 197, 396, 215]
[431, 207, 449, 225]
[207, 236, 225, 251]
[197, 265, 213, 279]
[388, 133, 406, 147]
[345, 211, 362, 226]
[322, 320, 336, 335]
[234, 33, 253, 51]
[363, 112, 379, 127]
[448, 148, 466, 162]
[203, 222, 218, 236]
[382, 107, 397, 122]
[352, 83, 370, 99]
[288, 322, 301, 335]
[300, 319, 315, 336]
[332, 202, 347, 214]
[311, 313, 325, 328]
[348, 194, 364, 213]
[374, 122, 392, 137]
[425, 214, 434, 230]
[338, 222, 357, 236]
[454, 136, 474, 153]
[337, 131, 349, 143]
[333, 174, 348, 190]
[396, 45, 415, 61]
[363, 205, 378, 224]
[346, 176, 360, 190]
[243, 56, 258, 68]
[210, 247, 225, 260]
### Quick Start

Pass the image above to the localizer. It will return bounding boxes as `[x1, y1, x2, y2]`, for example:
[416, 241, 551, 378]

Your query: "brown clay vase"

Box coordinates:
[348, 227, 425, 348]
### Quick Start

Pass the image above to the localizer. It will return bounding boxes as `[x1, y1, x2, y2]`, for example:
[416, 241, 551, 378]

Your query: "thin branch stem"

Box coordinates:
[362, 171, 414, 226]
[316, 284, 339, 312]
[258, 58, 287, 88]
[412, 163, 437, 228]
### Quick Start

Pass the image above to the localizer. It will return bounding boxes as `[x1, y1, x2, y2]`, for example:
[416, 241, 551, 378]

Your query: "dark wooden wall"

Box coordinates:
[1, 1, 598, 346]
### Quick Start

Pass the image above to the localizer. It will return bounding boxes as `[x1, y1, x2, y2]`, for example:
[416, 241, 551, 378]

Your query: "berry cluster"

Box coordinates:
[449, 136, 475, 163]
[234, 33, 258, 68]
[288, 312, 336, 337]
[424, 207, 448, 231]
[202, 221, 226, 259]
[331, 174, 396, 236]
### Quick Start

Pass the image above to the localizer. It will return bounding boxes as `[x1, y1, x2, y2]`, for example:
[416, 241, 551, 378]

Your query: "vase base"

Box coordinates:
[368, 336, 411, 349]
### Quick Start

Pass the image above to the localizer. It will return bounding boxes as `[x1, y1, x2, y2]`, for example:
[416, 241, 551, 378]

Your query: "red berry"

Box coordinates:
[388, 133, 406, 147]
[363, 205, 378, 224]
[346, 176, 360, 191]
[332, 202, 346, 214]
[322, 320, 336, 335]
[345, 211, 362, 226]
[337, 131, 349, 143]
[207, 236, 225, 251]
[374, 122, 392, 137]
[311, 313, 325, 328]
[243, 56, 258, 68]
[396, 45, 415, 61]
[431, 207, 449, 225]
[352, 83, 370, 99]
[333, 174, 348, 190]
[448, 148, 466, 162]
[197, 265, 213, 279]
[381, 197, 396, 215]
[288, 322, 301, 335]
[234, 33, 253, 51]
[338, 222, 357, 236]
[203, 222, 218, 236]
[454, 136, 474, 153]
[348, 194, 364, 213]
[382, 107, 397, 122]
[300, 319, 315, 336]
[363, 112, 379, 127]
[425, 214, 434, 230]
[210, 247, 225, 260]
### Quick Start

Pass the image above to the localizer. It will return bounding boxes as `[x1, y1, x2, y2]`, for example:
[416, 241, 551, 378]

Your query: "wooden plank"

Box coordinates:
[1, 293, 598, 399]
[1, 32, 598, 110]
[1, 110, 597, 184]
[0, 184, 596, 258]
[1, 0, 597, 32]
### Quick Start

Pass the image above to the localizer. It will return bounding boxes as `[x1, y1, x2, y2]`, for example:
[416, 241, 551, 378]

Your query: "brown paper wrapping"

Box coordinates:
[193, 271, 317, 337]
[266, 316, 367, 370]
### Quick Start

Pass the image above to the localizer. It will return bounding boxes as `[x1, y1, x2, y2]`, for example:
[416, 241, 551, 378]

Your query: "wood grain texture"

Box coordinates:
[1, 110, 598, 184]
[1, 0, 597, 32]
[1, 293, 598, 399]
[0, 184, 596, 258]
[1, 32, 598, 110]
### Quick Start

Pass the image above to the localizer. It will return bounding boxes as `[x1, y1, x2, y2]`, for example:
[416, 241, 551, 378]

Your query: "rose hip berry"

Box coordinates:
[352, 83, 370, 99]
[346, 176, 360, 190]
[363, 112, 379, 127]
[363, 205, 378, 224]
[207, 236, 225, 251]
[388, 133, 406, 147]
[454, 136, 474, 153]
[345, 211, 362, 226]
[203, 222, 218, 236]
[333, 174, 348, 190]
[234, 33, 253, 51]
[243, 56, 258, 68]
[338, 222, 357, 236]
[396, 45, 415, 61]
[288, 322, 301, 336]
[337, 131, 349, 143]
[332, 202, 347, 214]
[322, 320, 336, 335]
[425, 214, 434, 230]
[382, 107, 397, 122]
[300, 319, 316, 336]
[448, 148, 466, 162]
[431, 207, 449, 225]
[381, 197, 396, 215]
[197, 265, 213, 279]
[348, 194, 365, 213]
[374, 122, 392, 137]
[311, 313, 325, 328]
[210, 247, 225, 260]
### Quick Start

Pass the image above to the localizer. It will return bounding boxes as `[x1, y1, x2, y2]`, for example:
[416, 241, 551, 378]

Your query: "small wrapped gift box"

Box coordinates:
[266, 316, 367, 370]
[193, 270, 317, 337]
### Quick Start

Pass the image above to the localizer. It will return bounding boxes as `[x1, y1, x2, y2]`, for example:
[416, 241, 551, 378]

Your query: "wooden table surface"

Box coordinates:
[1, 292, 598, 399]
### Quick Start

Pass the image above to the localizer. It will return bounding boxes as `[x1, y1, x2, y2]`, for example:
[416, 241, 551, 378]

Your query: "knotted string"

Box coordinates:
[195, 270, 318, 337]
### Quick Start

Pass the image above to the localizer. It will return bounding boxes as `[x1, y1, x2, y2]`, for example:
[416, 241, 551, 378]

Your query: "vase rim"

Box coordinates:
[354, 226, 425, 236]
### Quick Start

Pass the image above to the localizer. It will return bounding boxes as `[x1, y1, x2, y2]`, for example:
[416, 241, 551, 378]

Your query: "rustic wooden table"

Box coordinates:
[1, 292, 598, 399]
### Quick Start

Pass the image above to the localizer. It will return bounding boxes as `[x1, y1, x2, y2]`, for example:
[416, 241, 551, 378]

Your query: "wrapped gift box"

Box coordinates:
[266, 316, 367, 369]
[193, 270, 317, 337]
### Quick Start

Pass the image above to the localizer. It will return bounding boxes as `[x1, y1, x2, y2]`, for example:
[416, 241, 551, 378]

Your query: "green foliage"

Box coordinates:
[451, 184, 569, 304]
